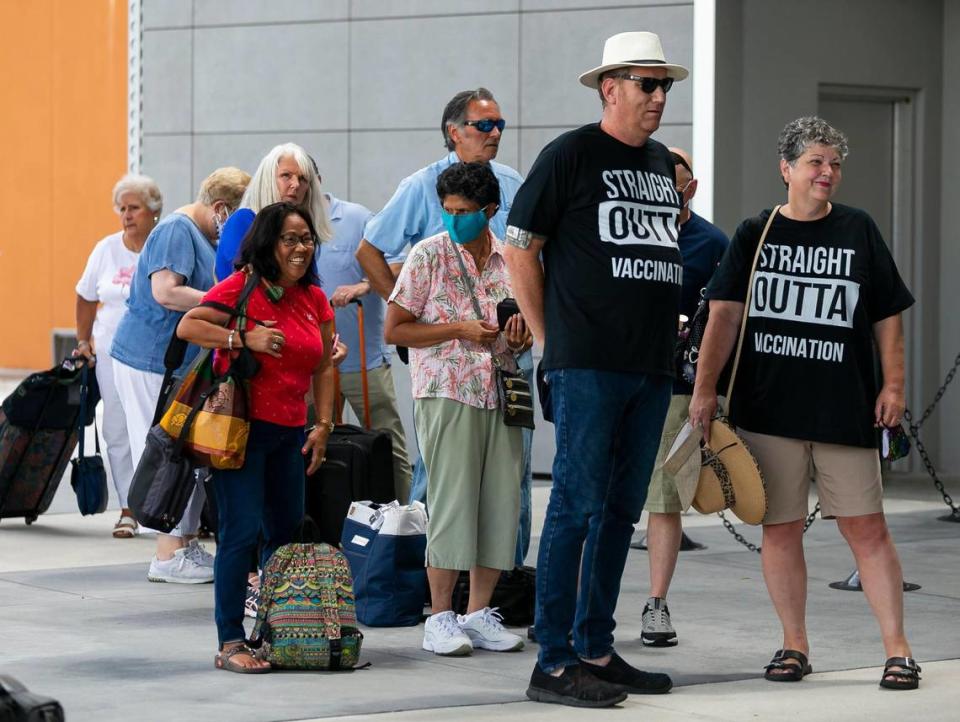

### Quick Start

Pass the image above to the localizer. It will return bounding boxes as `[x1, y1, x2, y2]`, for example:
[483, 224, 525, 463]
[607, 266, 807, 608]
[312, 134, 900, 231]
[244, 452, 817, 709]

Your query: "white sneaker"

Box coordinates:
[458, 607, 524, 652]
[147, 548, 215, 584]
[184, 539, 215, 568]
[422, 611, 473, 656]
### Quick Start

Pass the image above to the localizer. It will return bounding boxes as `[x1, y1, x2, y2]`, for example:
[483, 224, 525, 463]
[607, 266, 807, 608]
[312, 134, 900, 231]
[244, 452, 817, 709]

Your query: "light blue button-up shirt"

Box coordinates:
[364, 152, 524, 256]
[317, 194, 404, 373]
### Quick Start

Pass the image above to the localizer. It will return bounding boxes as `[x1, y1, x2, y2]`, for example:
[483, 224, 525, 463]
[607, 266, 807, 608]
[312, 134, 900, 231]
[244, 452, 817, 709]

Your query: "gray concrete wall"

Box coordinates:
[141, 0, 694, 213]
[938, 0, 960, 476]
[140, 0, 696, 474]
[715, 0, 951, 473]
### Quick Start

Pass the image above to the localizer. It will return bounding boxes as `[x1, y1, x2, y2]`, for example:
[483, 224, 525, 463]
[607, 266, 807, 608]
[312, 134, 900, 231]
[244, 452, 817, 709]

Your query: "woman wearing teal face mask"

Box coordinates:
[385, 162, 533, 657]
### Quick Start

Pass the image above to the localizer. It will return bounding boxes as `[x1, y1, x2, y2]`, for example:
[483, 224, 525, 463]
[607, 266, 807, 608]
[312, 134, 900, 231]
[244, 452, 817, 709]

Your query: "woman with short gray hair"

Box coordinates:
[74, 173, 163, 537]
[690, 116, 920, 690]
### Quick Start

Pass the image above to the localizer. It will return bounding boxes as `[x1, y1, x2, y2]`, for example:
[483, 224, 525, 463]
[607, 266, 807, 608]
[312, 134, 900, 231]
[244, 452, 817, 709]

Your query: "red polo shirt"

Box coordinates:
[202, 271, 334, 426]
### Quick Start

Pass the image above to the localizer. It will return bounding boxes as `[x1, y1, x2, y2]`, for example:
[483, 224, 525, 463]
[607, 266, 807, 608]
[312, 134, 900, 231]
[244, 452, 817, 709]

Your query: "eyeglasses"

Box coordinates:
[675, 179, 694, 195]
[616, 74, 674, 94]
[463, 118, 506, 133]
[278, 233, 316, 248]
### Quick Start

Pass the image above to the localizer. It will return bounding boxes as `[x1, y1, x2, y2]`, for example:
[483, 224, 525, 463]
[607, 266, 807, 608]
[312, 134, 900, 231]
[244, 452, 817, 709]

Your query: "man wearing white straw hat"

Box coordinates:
[505, 31, 687, 707]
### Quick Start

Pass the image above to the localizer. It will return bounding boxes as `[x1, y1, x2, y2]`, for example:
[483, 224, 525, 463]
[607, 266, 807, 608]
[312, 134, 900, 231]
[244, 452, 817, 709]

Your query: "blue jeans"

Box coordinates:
[409, 357, 535, 569]
[212, 420, 305, 646]
[534, 368, 671, 672]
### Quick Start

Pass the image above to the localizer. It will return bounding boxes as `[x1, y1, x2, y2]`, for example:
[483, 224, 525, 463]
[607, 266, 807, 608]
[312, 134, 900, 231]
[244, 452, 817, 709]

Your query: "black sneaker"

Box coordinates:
[526, 663, 628, 708]
[580, 652, 673, 694]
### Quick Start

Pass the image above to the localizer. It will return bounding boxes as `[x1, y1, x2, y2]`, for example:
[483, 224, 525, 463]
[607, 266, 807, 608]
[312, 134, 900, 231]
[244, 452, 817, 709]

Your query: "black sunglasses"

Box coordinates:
[463, 118, 506, 133]
[617, 74, 674, 94]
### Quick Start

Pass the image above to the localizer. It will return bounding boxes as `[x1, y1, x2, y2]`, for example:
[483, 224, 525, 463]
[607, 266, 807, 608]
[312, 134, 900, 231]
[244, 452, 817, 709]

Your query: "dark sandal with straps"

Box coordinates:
[879, 656, 921, 690]
[763, 649, 812, 682]
[215, 643, 271, 674]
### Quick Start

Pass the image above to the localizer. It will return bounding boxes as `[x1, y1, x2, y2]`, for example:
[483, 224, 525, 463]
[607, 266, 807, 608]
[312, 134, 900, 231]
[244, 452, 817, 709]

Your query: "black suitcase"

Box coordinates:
[0, 675, 64, 722]
[306, 426, 395, 546]
[0, 358, 99, 524]
[306, 302, 395, 546]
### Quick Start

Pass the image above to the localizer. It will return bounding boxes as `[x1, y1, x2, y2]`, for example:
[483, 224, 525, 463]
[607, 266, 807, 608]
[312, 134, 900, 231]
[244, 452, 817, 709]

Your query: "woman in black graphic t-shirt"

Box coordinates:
[690, 117, 919, 691]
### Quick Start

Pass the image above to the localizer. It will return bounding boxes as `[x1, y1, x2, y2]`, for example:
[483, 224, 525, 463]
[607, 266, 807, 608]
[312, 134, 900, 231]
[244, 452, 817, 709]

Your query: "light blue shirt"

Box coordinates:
[317, 195, 403, 373]
[364, 152, 524, 256]
[110, 214, 216, 376]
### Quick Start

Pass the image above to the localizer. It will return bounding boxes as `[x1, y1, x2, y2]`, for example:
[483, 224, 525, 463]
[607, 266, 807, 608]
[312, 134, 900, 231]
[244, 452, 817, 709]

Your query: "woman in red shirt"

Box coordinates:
[177, 202, 336, 673]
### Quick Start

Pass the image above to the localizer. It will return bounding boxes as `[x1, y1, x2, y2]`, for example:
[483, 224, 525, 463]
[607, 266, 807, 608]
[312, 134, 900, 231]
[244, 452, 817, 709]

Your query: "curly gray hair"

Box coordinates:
[777, 116, 849, 164]
[112, 173, 163, 212]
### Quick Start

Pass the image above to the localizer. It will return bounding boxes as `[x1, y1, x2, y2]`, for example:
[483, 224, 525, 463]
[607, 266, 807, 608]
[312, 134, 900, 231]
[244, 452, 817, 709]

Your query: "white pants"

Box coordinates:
[93, 353, 135, 507]
[112, 359, 204, 537]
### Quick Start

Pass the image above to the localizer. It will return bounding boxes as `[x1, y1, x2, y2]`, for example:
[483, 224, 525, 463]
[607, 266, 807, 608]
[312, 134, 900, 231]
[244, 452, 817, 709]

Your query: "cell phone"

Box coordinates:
[496, 298, 520, 331]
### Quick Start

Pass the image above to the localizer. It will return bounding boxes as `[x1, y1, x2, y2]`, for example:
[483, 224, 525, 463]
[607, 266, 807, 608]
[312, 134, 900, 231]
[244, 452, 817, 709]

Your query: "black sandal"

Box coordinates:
[763, 649, 812, 682]
[879, 656, 921, 690]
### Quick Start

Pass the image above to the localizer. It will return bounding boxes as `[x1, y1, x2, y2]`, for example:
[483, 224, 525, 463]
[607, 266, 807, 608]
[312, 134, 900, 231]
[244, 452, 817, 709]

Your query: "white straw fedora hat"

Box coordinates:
[579, 31, 689, 89]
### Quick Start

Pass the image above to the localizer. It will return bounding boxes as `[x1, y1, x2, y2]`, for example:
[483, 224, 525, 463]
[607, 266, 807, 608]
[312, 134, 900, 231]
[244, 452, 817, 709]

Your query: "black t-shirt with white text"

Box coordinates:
[706, 204, 914, 447]
[507, 124, 682, 376]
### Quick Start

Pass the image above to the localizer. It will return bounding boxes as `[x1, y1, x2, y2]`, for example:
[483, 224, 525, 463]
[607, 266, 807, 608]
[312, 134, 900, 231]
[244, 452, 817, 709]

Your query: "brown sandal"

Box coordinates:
[112, 514, 138, 539]
[215, 643, 271, 674]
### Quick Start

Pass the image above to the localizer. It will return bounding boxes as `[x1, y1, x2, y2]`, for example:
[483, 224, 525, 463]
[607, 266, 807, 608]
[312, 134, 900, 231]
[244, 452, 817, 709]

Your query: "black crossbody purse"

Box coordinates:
[449, 239, 534, 429]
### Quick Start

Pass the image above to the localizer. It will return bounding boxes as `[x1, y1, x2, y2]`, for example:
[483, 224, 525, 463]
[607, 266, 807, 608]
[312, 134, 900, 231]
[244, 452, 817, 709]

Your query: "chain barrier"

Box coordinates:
[718, 504, 819, 554]
[904, 350, 960, 519]
[719, 350, 960, 551]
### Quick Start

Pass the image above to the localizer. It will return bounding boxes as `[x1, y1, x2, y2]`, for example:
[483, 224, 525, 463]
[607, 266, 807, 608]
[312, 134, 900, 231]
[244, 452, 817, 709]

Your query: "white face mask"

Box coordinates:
[213, 208, 228, 238]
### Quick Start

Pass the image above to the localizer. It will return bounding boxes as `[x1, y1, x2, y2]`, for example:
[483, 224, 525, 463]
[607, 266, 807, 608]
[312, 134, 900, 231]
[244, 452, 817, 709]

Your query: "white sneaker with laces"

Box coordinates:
[422, 611, 473, 656]
[147, 547, 214, 584]
[458, 607, 524, 652]
[185, 539, 215, 568]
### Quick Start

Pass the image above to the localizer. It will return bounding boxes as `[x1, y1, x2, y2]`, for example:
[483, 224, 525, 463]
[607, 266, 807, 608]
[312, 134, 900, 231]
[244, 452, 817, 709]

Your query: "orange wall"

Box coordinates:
[0, 0, 127, 370]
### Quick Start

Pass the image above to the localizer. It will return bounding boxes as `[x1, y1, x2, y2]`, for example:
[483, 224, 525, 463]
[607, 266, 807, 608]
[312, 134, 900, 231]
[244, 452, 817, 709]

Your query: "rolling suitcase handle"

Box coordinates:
[332, 300, 371, 429]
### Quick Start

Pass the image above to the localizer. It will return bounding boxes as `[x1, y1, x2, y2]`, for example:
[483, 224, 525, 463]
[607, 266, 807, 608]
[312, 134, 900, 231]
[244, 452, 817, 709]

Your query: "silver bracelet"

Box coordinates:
[227, 329, 236, 351]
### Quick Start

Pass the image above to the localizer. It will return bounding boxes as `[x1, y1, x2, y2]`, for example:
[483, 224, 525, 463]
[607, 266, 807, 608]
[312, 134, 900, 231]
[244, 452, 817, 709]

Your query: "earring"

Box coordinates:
[153, 216, 159, 222]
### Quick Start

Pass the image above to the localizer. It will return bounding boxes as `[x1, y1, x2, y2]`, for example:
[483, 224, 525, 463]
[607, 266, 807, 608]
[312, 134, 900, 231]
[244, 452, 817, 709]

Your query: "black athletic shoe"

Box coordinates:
[580, 652, 673, 694]
[526, 663, 628, 708]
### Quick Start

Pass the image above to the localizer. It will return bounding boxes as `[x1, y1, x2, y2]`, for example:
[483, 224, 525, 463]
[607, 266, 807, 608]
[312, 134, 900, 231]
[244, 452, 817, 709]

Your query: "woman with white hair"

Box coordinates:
[74, 174, 163, 538]
[214, 142, 332, 281]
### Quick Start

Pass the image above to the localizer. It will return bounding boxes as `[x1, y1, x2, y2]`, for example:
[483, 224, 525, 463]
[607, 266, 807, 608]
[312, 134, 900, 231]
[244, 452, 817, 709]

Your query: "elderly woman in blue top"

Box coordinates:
[110, 167, 250, 584]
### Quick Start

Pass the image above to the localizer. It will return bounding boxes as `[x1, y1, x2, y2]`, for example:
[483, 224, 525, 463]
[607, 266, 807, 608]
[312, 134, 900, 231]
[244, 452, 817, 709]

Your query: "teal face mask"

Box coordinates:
[442, 208, 489, 245]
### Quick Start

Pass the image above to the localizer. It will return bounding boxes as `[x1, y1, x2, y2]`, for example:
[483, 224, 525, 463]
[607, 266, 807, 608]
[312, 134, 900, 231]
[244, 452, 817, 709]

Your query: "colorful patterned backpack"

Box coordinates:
[251, 542, 363, 670]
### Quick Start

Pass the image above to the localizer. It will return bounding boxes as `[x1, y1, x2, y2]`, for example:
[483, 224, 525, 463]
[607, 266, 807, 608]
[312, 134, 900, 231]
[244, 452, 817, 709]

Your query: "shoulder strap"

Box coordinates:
[448, 237, 485, 320]
[152, 272, 261, 426]
[723, 205, 780, 405]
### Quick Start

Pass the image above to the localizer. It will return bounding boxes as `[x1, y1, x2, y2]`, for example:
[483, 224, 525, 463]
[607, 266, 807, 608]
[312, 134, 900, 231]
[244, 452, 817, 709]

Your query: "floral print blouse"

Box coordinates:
[389, 231, 517, 409]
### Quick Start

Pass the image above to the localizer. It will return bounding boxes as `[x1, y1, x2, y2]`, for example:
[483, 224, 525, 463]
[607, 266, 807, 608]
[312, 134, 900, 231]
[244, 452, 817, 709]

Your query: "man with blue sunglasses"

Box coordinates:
[356, 88, 535, 568]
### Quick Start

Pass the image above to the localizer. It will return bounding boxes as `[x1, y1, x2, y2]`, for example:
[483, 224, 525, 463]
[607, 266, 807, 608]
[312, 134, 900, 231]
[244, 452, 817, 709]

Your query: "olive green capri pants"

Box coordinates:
[414, 397, 523, 571]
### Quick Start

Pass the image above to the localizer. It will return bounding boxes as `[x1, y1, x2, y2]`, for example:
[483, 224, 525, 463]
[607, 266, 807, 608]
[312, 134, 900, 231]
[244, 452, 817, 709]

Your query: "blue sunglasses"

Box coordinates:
[464, 118, 506, 133]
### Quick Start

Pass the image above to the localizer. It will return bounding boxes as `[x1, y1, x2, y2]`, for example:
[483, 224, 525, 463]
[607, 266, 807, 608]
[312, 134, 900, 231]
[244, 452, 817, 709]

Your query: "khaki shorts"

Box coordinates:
[415, 397, 522, 571]
[644, 394, 699, 514]
[737, 429, 883, 524]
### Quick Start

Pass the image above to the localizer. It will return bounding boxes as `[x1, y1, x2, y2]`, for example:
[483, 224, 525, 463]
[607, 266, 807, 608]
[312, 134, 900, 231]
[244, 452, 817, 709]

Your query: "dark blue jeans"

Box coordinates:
[213, 420, 305, 646]
[535, 368, 671, 672]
